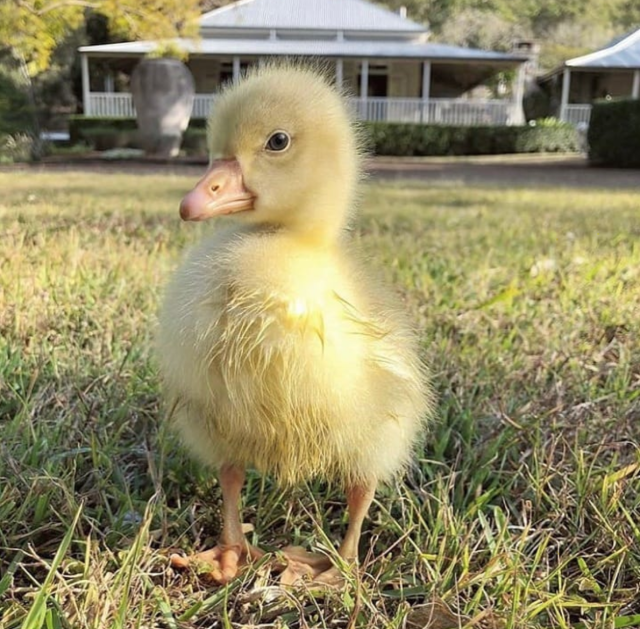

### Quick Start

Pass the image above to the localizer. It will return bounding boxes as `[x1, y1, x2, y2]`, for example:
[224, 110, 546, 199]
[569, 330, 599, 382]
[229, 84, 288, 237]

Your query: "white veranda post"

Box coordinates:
[632, 70, 640, 99]
[421, 60, 431, 122]
[359, 59, 369, 119]
[560, 67, 571, 122]
[232, 56, 241, 83]
[335, 58, 344, 88]
[510, 63, 526, 125]
[81, 54, 91, 115]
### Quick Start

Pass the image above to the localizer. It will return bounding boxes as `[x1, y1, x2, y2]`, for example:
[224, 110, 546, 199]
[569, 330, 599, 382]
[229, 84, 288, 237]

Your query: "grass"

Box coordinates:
[1, 169, 639, 629]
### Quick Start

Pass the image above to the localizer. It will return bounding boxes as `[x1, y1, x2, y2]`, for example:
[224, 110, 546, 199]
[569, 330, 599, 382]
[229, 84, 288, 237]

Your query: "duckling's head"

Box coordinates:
[179, 64, 362, 241]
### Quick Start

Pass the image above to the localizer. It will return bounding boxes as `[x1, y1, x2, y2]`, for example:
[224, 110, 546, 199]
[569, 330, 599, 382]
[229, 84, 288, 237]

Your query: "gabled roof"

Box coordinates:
[566, 27, 640, 69]
[200, 0, 426, 33]
[79, 38, 526, 63]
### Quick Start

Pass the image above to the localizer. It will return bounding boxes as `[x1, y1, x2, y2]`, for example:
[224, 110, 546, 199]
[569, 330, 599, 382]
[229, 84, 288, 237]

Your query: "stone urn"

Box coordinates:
[130, 58, 195, 158]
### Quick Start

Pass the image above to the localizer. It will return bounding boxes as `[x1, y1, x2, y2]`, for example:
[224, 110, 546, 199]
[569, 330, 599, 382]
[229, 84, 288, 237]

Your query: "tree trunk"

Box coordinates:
[17, 52, 43, 160]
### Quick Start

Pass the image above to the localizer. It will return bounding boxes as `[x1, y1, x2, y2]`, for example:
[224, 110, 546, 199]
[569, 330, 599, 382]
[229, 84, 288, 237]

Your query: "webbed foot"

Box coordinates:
[278, 545, 345, 588]
[170, 542, 264, 585]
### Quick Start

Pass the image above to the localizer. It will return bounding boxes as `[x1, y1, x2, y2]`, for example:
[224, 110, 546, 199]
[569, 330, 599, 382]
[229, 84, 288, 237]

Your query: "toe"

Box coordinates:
[194, 547, 223, 566]
[219, 547, 241, 583]
[277, 546, 335, 586]
[171, 546, 223, 570]
[169, 553, 191, 569]
[280, 546, 332, 570]
[279, 560, 317, 586]
[313, 566, 346, 588]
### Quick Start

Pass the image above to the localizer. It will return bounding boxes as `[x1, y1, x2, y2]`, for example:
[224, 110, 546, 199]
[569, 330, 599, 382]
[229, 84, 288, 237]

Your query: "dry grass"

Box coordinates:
[1, 170, 639, 628]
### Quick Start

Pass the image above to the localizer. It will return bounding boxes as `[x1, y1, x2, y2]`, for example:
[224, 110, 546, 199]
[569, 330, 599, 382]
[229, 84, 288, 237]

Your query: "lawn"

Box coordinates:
[1, 169, 639, 629]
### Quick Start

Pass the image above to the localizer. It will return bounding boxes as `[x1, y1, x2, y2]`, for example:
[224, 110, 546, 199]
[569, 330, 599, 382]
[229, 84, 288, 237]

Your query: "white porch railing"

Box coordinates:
[561, 104, 592, 127]
[191, 95, 214, 119]
[88, 93, 214, 119]
[351, 97, 514, 125]
[88, 93, 136, 117]
[86, 92, 517, 126]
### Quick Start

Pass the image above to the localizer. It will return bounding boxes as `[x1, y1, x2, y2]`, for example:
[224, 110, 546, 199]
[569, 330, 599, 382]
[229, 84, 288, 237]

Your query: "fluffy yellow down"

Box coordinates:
[157, 64, 433, 487]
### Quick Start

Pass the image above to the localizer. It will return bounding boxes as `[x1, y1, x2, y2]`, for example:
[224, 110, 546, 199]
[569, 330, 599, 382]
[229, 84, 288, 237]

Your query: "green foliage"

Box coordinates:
[80, 126, 133, 150]
[0, 65, 33, 136]
[378, 0, 635, 72]
[68, 115, 138, 144]
[145, 41, 190, 61]
[364, 121, 581, 156]
[0, 0, 201, 77]
[437, 8, 521, 51]
[588, 98, 640, 168]
[523, 87, 552, 121]
[0, 133, 35, 163]
[98, 0, 201, 43]
[0, 0, 85, 76]
[615, 0, 640, 25]
[531, 115, 568, 127]
[181, 127, 208, 154]
[68, 115, 207, 150]
[538, 41, 594, 72]
[378, 0, 460, 31]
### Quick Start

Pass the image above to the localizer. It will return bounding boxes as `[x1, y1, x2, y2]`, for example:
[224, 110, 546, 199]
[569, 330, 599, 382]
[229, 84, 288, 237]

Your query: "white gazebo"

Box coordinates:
[78, 0, 529, 126]
[541, 28, 640, 127]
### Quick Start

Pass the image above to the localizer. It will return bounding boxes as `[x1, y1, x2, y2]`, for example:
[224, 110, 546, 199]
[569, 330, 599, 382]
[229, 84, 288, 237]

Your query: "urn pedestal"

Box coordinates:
[131, 58, 195, 158]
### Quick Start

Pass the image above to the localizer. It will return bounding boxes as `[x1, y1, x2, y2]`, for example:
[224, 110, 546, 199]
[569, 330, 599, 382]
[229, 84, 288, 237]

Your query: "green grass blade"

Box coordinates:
[20, 505, 82, 629]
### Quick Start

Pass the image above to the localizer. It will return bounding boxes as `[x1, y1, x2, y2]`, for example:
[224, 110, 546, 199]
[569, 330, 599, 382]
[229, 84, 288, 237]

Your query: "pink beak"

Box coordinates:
[179, 159, 255, 221]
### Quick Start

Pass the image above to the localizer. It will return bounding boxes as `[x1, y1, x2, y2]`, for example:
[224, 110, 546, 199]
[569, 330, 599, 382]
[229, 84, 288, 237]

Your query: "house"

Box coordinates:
[78, 0, 529, 126]
[540, 28, 640, 127]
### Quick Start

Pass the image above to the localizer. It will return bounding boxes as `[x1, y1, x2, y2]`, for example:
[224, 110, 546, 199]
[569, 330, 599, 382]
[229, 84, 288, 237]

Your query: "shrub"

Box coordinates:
[68, 116, 138, 145]
[0, 67, 34, 137]
[588, 98, 640, 168]
[68, 115, 207, 148]
[363, 121, 580, 157]
[80, 127, 133, 151]
[67, 117, 580, 157]
[0, 133, 34, 163]
[182, 127, 208, 155]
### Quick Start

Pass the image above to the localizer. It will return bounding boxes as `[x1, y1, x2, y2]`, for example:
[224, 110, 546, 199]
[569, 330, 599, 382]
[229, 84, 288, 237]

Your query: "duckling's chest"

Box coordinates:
[161, 231, 400, 482]
[215, 237, 360, 361]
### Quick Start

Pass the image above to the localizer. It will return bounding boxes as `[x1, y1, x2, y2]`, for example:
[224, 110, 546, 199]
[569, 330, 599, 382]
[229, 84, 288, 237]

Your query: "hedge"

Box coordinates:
[79, 127, 134, 151]
[588, 99, 640, 168]
[67, 115, 207, 146]
[68, 116, 579, 156]
[362, 121, 580, 156]
[182, 127, 208, 154]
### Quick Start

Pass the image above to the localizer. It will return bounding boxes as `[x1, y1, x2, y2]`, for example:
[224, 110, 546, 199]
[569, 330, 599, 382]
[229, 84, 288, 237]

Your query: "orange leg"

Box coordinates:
[170, 465, 263, 584]
[280, 480, 377, 587]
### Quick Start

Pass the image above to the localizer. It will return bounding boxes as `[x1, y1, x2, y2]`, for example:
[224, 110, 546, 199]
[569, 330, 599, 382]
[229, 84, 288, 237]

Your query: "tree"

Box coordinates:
[615, 0, 640, 28]
[0, 0, 203, 159]
[377, 0, 462, 32]
[97, 0, 200, 43]
[0, 0, 202, 78]
[0, 1, 86, 76]
[0, 53, 33, 135]
[438, 8, 525, 51]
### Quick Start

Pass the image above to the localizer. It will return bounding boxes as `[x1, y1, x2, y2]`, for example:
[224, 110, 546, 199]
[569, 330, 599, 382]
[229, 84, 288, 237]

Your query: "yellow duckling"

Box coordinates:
[157, 64, 432, 586]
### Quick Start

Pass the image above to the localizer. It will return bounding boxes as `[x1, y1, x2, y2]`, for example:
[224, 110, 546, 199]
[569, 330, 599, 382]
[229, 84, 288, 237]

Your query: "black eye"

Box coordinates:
[266, 131, 290, 152]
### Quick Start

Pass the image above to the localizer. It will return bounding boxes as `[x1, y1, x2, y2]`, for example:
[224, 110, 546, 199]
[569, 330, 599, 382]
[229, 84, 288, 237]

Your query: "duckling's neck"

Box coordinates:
[288, 220, 349, 249]
[279, 195, 354, 246]
[236, 217, 345, 247]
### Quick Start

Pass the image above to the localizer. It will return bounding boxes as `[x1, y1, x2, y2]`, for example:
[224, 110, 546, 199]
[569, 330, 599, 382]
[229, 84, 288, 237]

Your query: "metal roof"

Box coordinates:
[79, 37, 525, 63]
[566, 28, 640, 69]
[199, 0, 426, 33]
